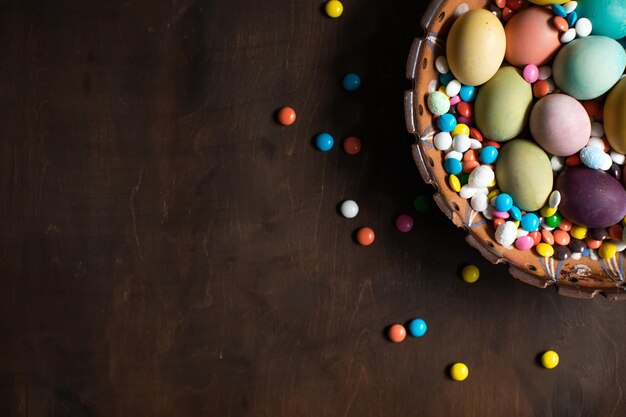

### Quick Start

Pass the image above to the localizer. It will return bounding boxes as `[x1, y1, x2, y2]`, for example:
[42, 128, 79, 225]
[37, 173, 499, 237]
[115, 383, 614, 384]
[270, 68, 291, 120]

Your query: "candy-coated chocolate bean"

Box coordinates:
[536, 242, 555, 257]
[462, 264, 480, 283]
[340, 200, 359, 218]
[277, 106, 297, 125]
[541, 229, 555, 245]
[325, 0, 344, 17]
[554, 245, 571, 260]
[343, 136, 362, 155]
[450, 363, 469, 381]
[356, 227, 375, 246]
[599, 242, 617, 259]
[408, 318, 428, 337]
[553, 229, 570, 246]
[396, 214, 414, 233]
[570, 225, 587, 240]
[541, 350, 559, 369]
[388, 324, 406, 343]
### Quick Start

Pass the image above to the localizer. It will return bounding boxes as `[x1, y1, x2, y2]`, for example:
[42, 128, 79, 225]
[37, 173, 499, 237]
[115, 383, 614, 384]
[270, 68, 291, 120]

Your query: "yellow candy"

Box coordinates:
[513, 220, 520, 227]
[570, 225, 588, 240]
[487, 189, 501, 200]
[599, 242, 617, 260]
[541, 350, 559, 369]
[450, 362, 469, 381]
[536, 242, 554, 257]
[540, 205, 557, 217]
[488, 178, 497, 188]
[325, 0, 343, 18]
[462, 264, 480, 283]
[622, 216, 626, 227]
[449, 175, 461, 192]
[452, 123, 470, 137]
[437, 86, 449, 97]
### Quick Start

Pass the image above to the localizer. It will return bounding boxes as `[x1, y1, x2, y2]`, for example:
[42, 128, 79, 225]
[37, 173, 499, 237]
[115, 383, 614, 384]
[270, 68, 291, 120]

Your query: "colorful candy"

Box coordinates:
[462, 264, 480, 283]
[450, 363, 469, 381]
[541, 350, 560, 369]
[277, 106, 297, 126]
[356, 227, 375, 246]
[340, 200, 359, 219]
[408, 318, 428, 337]
[315, 133, 334, 151]
[388, 324, 406, 343]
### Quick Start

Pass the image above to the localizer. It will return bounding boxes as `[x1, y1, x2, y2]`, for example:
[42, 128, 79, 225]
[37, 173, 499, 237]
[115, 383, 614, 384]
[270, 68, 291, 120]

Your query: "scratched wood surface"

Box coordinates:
[1, 1, 626, 416]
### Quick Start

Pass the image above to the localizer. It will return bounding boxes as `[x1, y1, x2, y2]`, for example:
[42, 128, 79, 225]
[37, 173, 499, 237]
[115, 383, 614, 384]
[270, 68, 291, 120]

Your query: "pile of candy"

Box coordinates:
[426, 0, 626, 262]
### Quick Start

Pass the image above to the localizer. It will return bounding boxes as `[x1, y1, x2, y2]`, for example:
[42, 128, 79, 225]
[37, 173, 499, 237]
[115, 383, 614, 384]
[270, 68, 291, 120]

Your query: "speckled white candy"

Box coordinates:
[575, 18, 592, 38]
[611, 151, 625, 165]
[452, 134, 471, 152]
[551, 155, 565, 172]
[340, 200, 359, 218]
[468, 165, 494, 188]
[435, 55, 449, 74]
[434, 132, 452, 151]
[561, 28, 576, 43]
[549, 190, 561, 208]
[460, 185, 478, 199]
[590, 122, 604, 137]
[470, 193, 488, 212]
[587, 137, 605, 150]
[427, 91, 450, 116]
[580, 146, 612, 170]
[496, 221, 517, 247]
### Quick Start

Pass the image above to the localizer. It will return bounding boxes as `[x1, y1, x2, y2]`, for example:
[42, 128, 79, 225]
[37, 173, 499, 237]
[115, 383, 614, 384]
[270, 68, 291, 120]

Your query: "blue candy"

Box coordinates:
[315, 133, 334, 151]
[459, 85, 476, 102]
[437, 113, 457, 132]
[580, 146, 608, 170]
[495, 193, 513, 212]
[521, 213, 540, 232]
[480, 145, 498, 164]
[566, 11, 578, 27]
[509, 205, 522, 222]
[439, 72, 454, 85]
[342, 73, 361, 91]
[444, 158, 462, 175]
[552, 4, 567, 17]
[408, 318, 427, 337]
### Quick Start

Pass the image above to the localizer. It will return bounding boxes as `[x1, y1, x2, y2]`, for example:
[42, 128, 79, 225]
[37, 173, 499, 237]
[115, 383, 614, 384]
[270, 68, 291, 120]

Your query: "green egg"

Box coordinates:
[474, 67, 533, 142]
[577, 0, 626, 40]
[495, 139, 553, 212]
[553, 36, 626, 100]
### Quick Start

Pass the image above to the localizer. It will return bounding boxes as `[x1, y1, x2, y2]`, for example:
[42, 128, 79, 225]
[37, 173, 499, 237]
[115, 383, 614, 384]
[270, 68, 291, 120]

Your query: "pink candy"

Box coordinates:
[523, 64, 539, 83]
[493, 210, 510, 219]
[515, 235, 534, 251]
[449, 96, 461, 106]
[395, 214, 414, 233]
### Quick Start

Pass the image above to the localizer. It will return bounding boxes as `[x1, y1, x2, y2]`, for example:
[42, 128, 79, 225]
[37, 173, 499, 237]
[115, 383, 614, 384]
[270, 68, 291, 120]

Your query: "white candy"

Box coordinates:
[610, 151, 625, 165]
[482, 205, 494, 220]
[469, 139, 482, 150]
[614, 240, 626, 252]
[589, 249, 598, 261]
[468, 165, 494, 188]
[587, 136, 605, 150]
[340, 200, 359, 218]
[540, 219, 555, 231]
[452, 134, 471, 153]
[563, 1, 577, 13]
[561, 28, 576, 43]
[600, 152, 613, 171]
[435, 55, 449, 74]
[551, 155, 565, 172]
[470, 193, 488, 212]
[445, 150, 463, 160]
[571, 252, 582, 260]
[446, 80, 461, 97]
[590, 121, 604, 137]
[475, 187, 489, 195]
[460, 185, 478, 199]
[516, 229, 529, 238]
[538, 66, 552, 81]
[495, 221, 517, 247]
[575, 18, 592, 38]
[548, 190, 561, 208]
[434, 131, 452, 151]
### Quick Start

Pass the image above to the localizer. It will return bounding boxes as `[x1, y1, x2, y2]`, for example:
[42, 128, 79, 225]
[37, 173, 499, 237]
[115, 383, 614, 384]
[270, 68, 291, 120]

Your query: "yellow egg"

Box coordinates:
[604, 77, 626, 154]
[446, 9, 506, 86]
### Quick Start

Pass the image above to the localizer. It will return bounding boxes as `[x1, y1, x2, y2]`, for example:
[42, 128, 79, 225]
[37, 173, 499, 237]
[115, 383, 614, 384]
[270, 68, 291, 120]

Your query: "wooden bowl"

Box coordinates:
[404, 0, 626, 299]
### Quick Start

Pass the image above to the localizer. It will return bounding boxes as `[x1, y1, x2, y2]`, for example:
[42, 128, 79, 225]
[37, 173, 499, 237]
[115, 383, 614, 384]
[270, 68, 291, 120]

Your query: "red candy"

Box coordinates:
[541, 229, 554, 245]
[277, 106, 296, 126]
[343, 136, 362, 155]
[356, 227, 375, 246]
[457, 101, 473, 118]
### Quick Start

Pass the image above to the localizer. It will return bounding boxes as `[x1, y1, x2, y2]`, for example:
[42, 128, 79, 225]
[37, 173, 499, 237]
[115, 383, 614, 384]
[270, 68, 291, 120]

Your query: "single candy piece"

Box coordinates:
[530, 93, 590, 156]
[569, 238, 586, 253]
[277, 106, 297, 126]
[551, 156, 565, 172]
[536, 242, 555, 257]
[450, 363, 469, 381]
[563, 1, 578, 14]
[521, 213, 540, 232]
[541, 230, 555, 245]
[342, 73, 361, 91]
[469, 165, 495, 188]
[580, 146, 613, 171]
[516, 235, 535, 250]
[428, 91, 451, 116]
[575, 17, 592, 37]
[552, 4, 567, 17]
[610, 151, 625, 165]
[452, 134, 471, 153]
[446, 80, 462, 97]
[554, 230, 571, 246]
[388, 324, 406, 343]
[549, 191, 561, 208]
[356, 227, 375, 246]
[557, 167, 626, 227]
[340, 200, 359, 218]
[434, 131, 453, 151]
[545, 212, 562, 228]
[480, 146, 498, 164]
[315, 133, 334, 151]
[325, 0, 344, 18]
[533, 79, 550, 98]
[509, 205, 522, 221]
[496, 221, 518, 247]
[449, 174, 461, 192]
[343, 136, 362, 155]
[470, 193, 489, 212]
[553, 16, 569, 32]
[459, 86, 476, 102]
[495, 193, 514, 212]
[435, 55, 449, 74]
[444, 158, 463, 175]
[566, 11, 578, 28]
[462, 264, 480, 283]
[554, 245, 571, 260]
[541, 350, 560, 369]
[408, 318, 428, 337]
[560, 28, 576, 43]
[523, 64, 539, 83]
[505, 7, 562, 67]
[395, 214, 414, 233]
[589, 228, 607, 241]
[438, 113, 457, 132]
[571, 225, 588, 240]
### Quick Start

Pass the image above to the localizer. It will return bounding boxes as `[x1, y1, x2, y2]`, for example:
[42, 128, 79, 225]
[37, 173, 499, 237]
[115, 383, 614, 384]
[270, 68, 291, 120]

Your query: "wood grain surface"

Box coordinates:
[1, 1, 625, 416]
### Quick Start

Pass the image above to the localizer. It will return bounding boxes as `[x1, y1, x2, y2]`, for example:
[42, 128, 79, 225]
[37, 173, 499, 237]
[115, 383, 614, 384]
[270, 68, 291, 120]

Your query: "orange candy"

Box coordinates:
[541, 229, 554, 245]
[495, 0, 506, 7]
[558, 219, 572, 231]
[553, 229, 570, 246]
[609, 225, 624, 241]
[528, 231, 542, 246]
[388, 324, 406, 343]
[356, 227, 375, 246]
[463, 160, 480, 173]
[533, 80, 550, 98]
[552, 16, 569, 32]
[502, 6, 515, 21]
[483, 140, 500, 149]
[343, 136, 362, 155]
[494, 218, 506, 228]
[585, 237, 602, 250]
[469, 127, 483, 142]
[277, 106, 296, 126]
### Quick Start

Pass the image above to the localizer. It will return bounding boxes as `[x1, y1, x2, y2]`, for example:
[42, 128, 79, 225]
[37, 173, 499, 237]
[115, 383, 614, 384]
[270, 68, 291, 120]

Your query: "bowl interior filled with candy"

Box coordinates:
[404, 0, 626, 298]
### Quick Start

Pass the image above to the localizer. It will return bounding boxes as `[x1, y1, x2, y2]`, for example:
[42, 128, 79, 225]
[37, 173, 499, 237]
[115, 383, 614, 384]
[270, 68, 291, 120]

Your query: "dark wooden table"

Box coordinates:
[1, 1, 626, 416]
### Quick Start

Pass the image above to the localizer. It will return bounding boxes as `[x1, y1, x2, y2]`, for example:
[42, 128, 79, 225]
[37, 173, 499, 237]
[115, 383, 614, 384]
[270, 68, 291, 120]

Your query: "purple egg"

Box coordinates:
[557, 167, 626, 228]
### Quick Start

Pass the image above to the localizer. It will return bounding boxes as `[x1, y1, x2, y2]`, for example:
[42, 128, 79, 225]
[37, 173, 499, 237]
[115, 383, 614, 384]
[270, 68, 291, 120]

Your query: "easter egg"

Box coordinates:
[530, 94, 591, 156]
[576, 0, 626, 40]
[552, 36, 626, 100]
[557, 167, 626, 228]
[495, 139, 553, 212]
[474, 67, 533, 142]
[504, 7, 561, 67]
[604, 77, 626, 154]
[446, 9, 506, 86]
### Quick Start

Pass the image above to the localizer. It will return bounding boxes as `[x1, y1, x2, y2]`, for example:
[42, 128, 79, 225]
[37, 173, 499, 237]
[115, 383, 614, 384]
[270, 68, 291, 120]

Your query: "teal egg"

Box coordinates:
[577, 0, 626, 40]
[553, 36, 626, 100]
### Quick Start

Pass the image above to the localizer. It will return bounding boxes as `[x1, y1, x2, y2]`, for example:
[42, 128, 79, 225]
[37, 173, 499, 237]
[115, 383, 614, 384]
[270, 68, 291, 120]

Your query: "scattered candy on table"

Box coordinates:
[541, 350, 560, 369]
[388, 324, 406, 343]
[277, 106, 296, 126]
[450, 362, 469, 381]
[408, 318, 428, 337]
[340, 200, 359, 219]
[356, 227, 375, 246]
